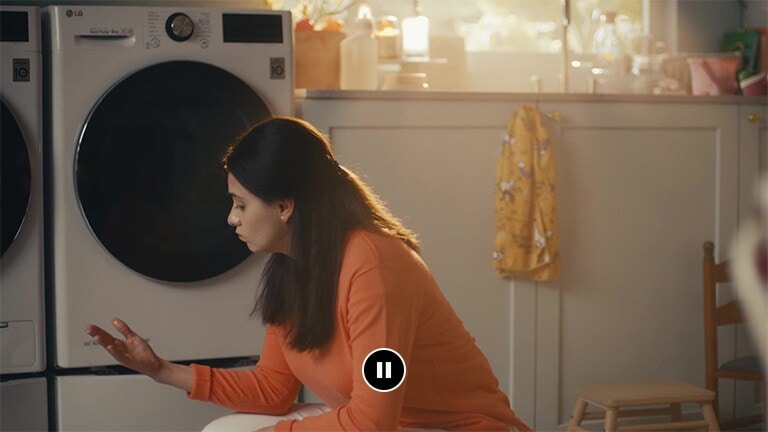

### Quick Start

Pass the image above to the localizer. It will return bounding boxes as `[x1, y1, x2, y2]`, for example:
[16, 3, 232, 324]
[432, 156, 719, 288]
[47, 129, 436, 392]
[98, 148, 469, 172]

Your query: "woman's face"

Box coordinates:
[226, 173, 293, 255]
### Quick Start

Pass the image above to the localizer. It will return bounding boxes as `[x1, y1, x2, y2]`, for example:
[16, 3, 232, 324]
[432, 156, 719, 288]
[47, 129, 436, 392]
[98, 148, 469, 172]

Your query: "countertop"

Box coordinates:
[297, 89, 768, 105]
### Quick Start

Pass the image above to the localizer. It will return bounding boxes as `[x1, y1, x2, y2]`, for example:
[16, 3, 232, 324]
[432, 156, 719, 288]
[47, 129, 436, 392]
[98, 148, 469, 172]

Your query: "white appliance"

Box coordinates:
[56, 371, 247, 431]
[46, 5, 293, 430]
[46, 5, 292, 369]
[0, 5, 46, 375]
[0, 377, 49, 431]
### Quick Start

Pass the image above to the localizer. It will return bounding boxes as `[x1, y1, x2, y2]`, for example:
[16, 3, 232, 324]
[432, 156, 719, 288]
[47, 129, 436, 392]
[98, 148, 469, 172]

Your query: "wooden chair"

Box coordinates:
[703, 241, 765, 430]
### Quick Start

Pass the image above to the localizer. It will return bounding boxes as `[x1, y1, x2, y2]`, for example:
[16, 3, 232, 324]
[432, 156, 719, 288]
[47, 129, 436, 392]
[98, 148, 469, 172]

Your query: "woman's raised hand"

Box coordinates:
[85, 318, 194, 392]
[85, 318, 165, 379]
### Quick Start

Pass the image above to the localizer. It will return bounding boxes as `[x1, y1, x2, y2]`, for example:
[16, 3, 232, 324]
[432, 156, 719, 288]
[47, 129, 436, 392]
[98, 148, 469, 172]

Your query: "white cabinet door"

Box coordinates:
[739, 104, 768, 220]
[732, 103, 768, 422]
[535, 101, 739, 429]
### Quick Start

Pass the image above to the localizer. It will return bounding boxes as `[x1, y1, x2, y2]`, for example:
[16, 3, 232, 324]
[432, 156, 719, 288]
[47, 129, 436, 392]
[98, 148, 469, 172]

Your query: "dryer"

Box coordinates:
[46, 5, 293, 369]
[0, 5, 45, 375]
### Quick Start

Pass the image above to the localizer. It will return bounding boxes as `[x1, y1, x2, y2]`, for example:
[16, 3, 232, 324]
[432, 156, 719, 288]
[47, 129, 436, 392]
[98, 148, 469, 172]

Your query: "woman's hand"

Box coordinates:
[85, 318, 165, 379]
[85, 318, 194, 392]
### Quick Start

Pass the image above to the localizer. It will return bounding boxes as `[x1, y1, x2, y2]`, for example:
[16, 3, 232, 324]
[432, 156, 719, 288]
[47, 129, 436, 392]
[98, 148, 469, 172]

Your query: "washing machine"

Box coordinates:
[46, 5, 293, 369]
[46, 5, 293, 430]
[0, 5, 45, 375]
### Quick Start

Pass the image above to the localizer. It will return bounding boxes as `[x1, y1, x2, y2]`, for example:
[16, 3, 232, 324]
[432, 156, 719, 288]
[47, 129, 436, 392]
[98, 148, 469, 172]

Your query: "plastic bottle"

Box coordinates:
[340, 11, 379, 90]
[592, 11, 624, 62]
[590, 11, 629, 92]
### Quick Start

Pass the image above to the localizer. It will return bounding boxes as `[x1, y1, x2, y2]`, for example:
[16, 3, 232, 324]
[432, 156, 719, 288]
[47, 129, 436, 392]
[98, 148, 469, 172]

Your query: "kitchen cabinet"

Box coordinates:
[297, 91, 765, 429]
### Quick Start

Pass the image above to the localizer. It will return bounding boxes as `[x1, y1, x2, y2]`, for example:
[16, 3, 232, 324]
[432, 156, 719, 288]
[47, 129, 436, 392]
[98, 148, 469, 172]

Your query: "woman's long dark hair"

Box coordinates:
[222, 117, 418, 352]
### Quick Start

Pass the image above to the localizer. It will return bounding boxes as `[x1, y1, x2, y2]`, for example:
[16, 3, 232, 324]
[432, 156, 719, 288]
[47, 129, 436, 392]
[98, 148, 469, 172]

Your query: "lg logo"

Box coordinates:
[65, 9, 84, 18]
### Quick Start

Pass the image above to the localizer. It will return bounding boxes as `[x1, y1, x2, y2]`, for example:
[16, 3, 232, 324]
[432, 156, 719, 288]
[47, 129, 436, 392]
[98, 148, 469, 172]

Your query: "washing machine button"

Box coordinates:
[166, 12, 194, 42]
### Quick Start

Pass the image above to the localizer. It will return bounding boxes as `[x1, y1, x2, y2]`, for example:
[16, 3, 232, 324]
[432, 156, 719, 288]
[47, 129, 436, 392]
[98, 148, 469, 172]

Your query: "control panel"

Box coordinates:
[146, 10, 211, 50]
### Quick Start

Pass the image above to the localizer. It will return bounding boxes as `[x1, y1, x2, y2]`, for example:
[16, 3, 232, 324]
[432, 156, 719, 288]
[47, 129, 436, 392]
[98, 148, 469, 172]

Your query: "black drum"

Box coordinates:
[76, 61, 271, 282]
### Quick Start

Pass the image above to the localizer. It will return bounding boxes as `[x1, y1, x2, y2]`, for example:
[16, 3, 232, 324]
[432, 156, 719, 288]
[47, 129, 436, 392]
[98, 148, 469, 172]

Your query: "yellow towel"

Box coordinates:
[493, 106, 561, 281]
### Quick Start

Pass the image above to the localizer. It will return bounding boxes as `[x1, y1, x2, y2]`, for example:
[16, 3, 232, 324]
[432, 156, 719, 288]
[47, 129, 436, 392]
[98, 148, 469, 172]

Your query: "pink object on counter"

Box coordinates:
[687, 55, 740, 95]
[740, 71, 768, 96]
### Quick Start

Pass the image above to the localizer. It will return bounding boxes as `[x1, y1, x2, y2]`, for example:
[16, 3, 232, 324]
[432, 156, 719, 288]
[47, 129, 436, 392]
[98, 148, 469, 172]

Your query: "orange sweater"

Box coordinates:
[189, 230, 530, 431]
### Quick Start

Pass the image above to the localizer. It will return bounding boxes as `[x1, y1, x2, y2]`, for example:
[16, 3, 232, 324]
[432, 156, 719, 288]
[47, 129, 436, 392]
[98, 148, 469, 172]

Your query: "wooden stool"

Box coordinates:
[567, 381, 720, 432]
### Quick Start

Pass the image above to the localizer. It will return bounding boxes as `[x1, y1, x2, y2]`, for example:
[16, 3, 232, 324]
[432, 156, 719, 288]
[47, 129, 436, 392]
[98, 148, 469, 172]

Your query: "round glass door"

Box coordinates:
[76, 61, 271, 282]
[1, 100, 32, 257]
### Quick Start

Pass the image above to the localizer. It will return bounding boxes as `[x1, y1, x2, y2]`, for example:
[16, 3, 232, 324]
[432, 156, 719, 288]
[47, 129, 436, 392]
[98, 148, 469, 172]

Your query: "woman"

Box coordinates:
[86, 117, 531, 432]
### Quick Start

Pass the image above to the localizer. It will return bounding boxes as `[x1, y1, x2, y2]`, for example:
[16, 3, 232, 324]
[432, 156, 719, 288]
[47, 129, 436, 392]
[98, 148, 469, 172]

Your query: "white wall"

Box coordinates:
[676, 0, 741, 53]
[745, 0, 768, 29]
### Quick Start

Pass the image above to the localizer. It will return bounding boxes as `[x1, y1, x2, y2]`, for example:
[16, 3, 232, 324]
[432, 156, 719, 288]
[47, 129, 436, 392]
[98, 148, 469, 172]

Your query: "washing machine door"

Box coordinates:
[76, 61, 271, 283]
[1, 100, 32, 257]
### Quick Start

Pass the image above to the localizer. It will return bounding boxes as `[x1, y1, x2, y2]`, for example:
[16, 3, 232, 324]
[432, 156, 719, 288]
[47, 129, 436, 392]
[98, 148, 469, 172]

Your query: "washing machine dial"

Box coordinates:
[166, 12, 194, 42]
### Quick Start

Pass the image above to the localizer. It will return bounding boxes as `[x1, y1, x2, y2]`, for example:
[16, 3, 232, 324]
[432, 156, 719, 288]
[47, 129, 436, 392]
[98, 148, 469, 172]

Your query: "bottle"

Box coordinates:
[592, 11, 623, 62]
[340, 8, 379, 90]
[590, 11, 628, 93]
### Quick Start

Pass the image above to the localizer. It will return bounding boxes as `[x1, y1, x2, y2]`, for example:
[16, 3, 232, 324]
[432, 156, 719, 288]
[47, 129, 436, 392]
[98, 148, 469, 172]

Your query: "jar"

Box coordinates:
[376, 16, 401, 61]
[630, 54, 662, 94]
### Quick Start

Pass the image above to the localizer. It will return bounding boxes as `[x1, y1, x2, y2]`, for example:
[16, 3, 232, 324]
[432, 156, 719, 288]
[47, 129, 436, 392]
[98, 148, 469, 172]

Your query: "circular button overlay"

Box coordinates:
[362, 348, 406, 393]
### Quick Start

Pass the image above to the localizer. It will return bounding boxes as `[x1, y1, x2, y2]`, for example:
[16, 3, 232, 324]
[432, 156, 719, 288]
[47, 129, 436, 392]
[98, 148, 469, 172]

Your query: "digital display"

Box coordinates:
[222, 13, 283, 44]
[1, 11, 29, 42]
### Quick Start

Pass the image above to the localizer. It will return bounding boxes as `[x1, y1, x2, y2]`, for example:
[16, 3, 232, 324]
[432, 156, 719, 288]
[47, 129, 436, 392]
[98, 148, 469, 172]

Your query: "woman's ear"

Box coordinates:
[277, 198, 295, 223]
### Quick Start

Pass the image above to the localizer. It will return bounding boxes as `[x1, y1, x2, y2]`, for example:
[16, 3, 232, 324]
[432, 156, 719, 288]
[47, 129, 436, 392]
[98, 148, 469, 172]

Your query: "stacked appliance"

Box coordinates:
[0, 5, 49, 431]
[45, 5, 293, 430]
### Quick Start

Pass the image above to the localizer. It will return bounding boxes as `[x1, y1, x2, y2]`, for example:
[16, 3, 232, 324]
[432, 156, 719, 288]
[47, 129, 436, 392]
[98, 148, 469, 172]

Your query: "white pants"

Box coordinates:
[202, 404, 331, 431]
[202, 404, 532, 432]
[201, 404, 514, 431]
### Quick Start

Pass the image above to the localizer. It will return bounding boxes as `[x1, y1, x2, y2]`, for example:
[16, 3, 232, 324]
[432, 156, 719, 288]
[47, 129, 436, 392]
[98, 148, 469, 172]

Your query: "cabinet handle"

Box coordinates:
[547, 111, 562, 122]
[747, 112, 761, 123]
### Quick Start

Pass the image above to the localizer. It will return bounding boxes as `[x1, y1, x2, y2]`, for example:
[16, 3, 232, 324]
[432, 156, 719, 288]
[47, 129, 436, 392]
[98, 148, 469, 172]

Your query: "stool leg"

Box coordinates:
[669, 403, 682, 421]
[567, 398, 588, 432]
[700, 402, 720, 432]
[604, 408, 618, 432]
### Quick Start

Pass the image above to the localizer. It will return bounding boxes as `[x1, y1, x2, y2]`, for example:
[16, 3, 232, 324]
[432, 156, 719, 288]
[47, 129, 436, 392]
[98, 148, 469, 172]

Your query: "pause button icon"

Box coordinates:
[376, 362, 392, 379]
[362, 348, 406, 392]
